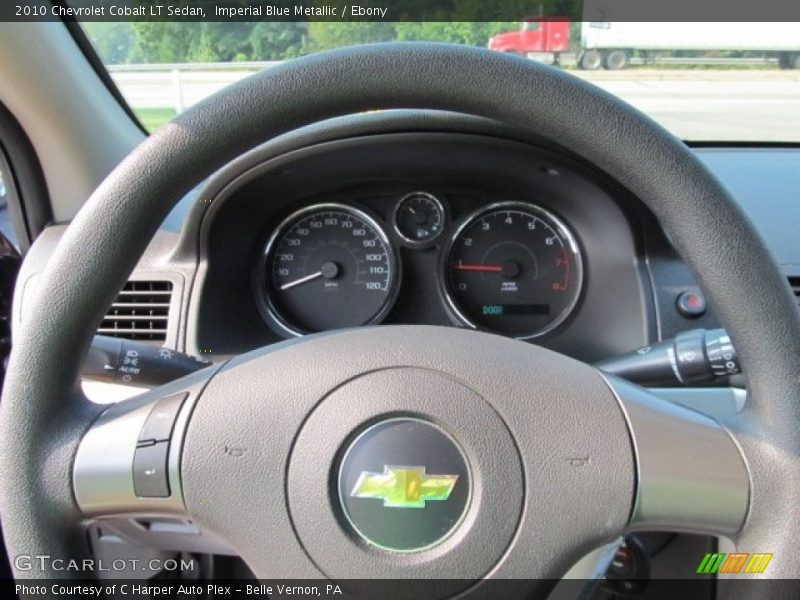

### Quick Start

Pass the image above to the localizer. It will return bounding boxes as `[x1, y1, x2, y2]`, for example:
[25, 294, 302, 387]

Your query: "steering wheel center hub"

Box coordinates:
[288, 366, 523, 583]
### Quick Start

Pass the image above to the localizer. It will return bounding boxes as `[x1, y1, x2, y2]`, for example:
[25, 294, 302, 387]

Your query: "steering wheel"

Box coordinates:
[2, 44, 799, 594]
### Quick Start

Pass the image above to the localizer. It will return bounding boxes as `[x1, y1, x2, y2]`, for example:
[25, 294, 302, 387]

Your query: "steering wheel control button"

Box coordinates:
[338, 418, 470, 552]
[137, 392, 188, 443]
[676, 290, 707, 318]
[133, 441, 170, 498]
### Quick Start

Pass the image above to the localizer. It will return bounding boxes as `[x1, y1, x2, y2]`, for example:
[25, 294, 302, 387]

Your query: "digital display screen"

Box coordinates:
[478, 304, 551, 317]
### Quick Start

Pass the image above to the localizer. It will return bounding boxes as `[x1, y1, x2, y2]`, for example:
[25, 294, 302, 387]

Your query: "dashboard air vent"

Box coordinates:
[789, 276, 800, 307]
[98, 281, 173, 341]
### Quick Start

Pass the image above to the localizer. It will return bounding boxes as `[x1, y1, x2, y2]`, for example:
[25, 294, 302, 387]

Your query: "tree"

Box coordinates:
[394, 22, 517, 47]
[306, 22, 396, 52]
[82, 22, 135, 64]
[188, 23, 255, 62]
[130, 22, 196, 62]
[83, 20, 561, 65]
[249, 22, 308, 60]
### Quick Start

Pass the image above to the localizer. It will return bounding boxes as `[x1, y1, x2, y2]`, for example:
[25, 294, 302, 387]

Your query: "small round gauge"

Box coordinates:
[393, 192, 446, 245]
[260, 204, 399, 336]
[442, 202, 583, 339]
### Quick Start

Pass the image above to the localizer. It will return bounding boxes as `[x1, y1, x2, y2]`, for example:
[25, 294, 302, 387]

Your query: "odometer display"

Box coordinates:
[443, 202, 582, 338]
[260, 204, 398, 335]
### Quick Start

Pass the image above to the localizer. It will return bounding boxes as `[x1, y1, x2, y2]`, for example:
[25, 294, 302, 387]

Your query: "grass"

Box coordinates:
[133, 107, 177, 132]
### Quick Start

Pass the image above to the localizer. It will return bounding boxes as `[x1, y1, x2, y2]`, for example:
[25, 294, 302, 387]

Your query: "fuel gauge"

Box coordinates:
[393, 192, 446, 246]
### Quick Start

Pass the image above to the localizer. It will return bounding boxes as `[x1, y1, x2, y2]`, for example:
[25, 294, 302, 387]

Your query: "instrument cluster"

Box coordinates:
[255, 192, 584, 340]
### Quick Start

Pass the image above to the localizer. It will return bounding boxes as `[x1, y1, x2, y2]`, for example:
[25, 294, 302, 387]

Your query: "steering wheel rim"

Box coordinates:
[2, 43, 799, 588]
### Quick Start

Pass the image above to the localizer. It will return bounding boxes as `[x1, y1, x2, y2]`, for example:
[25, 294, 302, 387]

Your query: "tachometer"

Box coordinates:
[259, 204, 399, 336]
[442, 202, 582, 339]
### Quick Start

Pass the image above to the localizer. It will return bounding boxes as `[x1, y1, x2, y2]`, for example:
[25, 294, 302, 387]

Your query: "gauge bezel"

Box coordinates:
[257, 202, 400, 338]
[440, 201, 584, 340]
[392, 191, 447, 247]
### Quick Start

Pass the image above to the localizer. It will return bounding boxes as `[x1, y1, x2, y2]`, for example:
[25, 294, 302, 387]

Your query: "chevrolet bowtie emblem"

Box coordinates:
[350, 466, 459, 508]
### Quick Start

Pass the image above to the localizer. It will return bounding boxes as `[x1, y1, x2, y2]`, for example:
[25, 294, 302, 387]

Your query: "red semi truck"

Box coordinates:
[489, 21, 800, 69]
[487, 19, 570, 65]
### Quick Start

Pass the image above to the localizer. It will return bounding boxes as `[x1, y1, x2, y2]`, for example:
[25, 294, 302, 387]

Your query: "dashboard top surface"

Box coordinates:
[693, 147, 800, 267]
[158, 114, 800, 267]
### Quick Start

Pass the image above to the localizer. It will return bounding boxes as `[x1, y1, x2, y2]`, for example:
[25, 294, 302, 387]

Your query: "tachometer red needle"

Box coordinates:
[452, 263, 503, 273]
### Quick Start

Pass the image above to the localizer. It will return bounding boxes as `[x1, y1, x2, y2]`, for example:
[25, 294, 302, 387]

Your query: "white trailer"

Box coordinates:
[578, 22, 800, 70]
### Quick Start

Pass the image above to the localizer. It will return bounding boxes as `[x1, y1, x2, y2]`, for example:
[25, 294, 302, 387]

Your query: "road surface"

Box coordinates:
[110, 68, 800, 141]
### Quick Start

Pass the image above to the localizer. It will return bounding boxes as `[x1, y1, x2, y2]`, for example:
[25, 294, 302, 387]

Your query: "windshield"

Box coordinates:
[80, 21, 800, 142]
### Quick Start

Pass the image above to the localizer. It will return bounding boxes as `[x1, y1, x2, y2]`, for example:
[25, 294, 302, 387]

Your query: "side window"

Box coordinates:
[0, 149, 19, 249]
[0, 147, 21, 392]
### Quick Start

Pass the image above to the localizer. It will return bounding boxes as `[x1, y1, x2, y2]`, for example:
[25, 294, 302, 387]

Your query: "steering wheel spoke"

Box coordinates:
[602, 375, 750, 537]
[73, 366, 220, 519]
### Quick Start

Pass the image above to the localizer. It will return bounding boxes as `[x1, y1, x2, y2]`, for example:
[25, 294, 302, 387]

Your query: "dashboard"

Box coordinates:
[17, 111, 800, 372]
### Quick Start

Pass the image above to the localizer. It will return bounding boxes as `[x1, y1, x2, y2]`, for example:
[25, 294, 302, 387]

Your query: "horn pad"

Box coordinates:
[287, 367, 524, 589]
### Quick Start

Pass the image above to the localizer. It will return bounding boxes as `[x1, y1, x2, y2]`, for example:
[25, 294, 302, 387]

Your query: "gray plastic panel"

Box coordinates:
[73, 365, 220, 516]
[605, 375, 749, 536]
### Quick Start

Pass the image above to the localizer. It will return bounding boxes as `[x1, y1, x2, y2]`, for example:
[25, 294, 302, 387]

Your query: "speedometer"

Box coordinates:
[442, 202, 583, 339]
[259, 204, 399, 336]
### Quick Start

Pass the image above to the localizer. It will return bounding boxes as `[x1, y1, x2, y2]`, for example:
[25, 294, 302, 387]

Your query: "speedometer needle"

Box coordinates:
[280, 271, 323, 290]
[280, 261, 340, 290]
